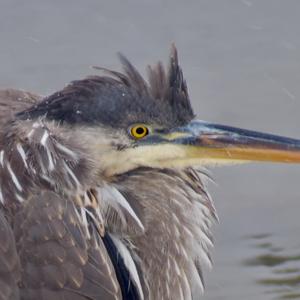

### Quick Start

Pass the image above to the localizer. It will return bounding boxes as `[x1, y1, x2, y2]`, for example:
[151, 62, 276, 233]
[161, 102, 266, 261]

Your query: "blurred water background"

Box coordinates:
[1, 1, 300, 298]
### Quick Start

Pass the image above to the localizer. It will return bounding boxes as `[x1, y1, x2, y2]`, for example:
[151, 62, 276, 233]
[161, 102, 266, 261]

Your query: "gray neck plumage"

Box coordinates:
[1, 119, 217, 300]
[113, 168, 217, 300]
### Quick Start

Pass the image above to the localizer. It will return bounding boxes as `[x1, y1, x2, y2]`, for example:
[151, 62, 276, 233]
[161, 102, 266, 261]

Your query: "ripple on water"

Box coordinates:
[242, 233, 300, 299]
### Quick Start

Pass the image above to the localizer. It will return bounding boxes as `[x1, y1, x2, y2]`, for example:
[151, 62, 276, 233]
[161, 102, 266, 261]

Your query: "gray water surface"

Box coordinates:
[1, 1, 300, 299]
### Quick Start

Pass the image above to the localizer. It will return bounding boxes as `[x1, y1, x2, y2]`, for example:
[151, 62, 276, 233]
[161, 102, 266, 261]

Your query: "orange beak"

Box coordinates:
[162, 120, 300, 164]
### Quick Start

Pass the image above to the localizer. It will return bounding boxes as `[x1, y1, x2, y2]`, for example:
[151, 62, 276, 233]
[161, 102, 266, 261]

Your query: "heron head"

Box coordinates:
[16, 46, 300, 178]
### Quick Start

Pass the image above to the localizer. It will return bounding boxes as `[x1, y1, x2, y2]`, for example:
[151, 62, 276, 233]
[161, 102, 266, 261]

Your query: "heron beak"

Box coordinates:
[161, 120, 300, 164]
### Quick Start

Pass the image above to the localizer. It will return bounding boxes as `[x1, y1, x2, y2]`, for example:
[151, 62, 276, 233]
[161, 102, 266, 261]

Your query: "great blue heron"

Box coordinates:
[1, 46, 300, 300]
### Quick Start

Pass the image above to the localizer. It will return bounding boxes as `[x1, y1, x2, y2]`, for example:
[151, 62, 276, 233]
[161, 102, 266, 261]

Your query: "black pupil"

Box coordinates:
[136, 127, 146, 135]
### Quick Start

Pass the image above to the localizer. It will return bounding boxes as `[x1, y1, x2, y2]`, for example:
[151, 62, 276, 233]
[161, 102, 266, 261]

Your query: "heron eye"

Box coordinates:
[130, 124, 149, 139]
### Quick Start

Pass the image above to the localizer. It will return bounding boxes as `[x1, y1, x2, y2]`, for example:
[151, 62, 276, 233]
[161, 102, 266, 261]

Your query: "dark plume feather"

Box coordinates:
[147, 45, 194, 124]
[16, 46, 194, 128]
[117, 53, 149, 95]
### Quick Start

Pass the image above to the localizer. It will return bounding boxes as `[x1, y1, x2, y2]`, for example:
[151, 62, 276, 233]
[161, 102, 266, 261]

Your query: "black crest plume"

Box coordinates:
[16, 45, 194, 128]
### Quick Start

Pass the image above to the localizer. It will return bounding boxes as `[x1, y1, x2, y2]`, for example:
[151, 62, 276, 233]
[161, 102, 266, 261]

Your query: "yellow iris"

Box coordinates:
[130, 124, 149, 139]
